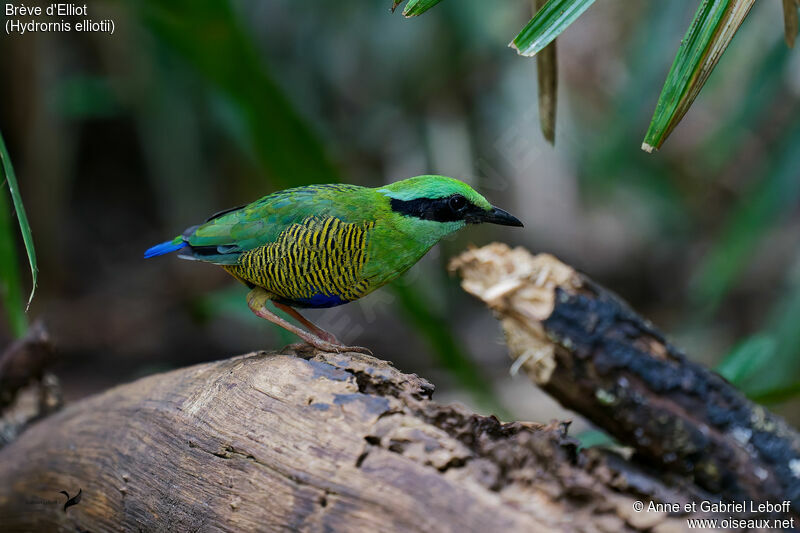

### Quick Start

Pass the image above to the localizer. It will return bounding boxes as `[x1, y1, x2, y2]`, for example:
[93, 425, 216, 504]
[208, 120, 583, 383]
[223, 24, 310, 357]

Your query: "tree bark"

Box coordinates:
[0, 321, 60, 448]
[450, 243, 800, 522]
[3, 346, 707, 532]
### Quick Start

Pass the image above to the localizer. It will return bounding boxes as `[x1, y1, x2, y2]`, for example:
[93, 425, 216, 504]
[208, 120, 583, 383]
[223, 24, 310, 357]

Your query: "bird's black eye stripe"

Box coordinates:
[390, 194, 477, 223]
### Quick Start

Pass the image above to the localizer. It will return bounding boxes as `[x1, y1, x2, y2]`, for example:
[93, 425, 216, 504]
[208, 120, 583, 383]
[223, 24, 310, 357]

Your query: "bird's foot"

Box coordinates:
[288, 341, 373, 356]
[300, 335, 373, 355]
[247, 288, 372, 356]
[271, 301, 342, 344]
[335, 344, 373, 355]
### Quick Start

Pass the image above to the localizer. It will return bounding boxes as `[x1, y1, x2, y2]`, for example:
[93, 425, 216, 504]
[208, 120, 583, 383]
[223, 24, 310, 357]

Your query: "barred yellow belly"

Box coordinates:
[223, 216, 375, 308]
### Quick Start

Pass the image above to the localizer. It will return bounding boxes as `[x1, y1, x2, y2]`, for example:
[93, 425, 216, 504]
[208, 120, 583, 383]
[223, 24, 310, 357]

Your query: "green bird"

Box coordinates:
[145, 175, 522, 352]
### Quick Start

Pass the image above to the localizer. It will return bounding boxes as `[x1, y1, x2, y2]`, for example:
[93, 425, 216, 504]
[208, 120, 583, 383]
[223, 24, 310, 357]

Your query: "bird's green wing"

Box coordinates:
[180, 184, 371, 265]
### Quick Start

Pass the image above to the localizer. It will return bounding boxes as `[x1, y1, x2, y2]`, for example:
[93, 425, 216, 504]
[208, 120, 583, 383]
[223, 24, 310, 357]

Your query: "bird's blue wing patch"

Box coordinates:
[144, 239, 187, 258]
[288, 293, 348, 309]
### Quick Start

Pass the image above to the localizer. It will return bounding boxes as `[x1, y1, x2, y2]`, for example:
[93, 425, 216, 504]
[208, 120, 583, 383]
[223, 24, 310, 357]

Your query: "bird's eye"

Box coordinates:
[449, 195, 467, 212]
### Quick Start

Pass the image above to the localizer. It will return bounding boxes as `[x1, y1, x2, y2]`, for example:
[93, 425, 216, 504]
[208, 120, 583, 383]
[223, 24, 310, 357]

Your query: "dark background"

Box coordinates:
[1, 0, 799, 432]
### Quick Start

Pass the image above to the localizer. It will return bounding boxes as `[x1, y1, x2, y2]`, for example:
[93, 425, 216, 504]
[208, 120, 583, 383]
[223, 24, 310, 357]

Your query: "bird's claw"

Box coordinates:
[314, 341, 372, 355]
[339, 345, 373, 355]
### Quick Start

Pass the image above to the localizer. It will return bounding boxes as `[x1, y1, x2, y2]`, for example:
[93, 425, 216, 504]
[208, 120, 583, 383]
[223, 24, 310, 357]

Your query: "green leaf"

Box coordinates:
[715, 251, 800, 402]
[642, 0, 756, 153]
[716, 334, 776, 384]
[0, 129, 37, 317]
[740, 265, 800, 398]
[534, 0, 558, 144]
[510, 0, 596, 57]
[401, 0, 444, 17]
[0, 179, 26, 337]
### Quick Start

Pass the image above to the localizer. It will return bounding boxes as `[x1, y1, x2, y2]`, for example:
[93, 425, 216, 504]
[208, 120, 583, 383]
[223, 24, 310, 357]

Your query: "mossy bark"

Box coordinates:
[451, 243, 800, 522]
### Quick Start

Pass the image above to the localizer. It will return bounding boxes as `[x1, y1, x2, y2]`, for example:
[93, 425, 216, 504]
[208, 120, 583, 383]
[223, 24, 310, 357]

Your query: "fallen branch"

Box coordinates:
[0, 347, 708, 532]
[450, 243, 800, 519]
[0, 321, 60, 447]
[0, 320, 55, 410]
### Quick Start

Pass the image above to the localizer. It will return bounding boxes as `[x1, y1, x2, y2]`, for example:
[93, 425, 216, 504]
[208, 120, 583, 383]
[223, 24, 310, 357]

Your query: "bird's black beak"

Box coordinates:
[482, 206, 524, 227]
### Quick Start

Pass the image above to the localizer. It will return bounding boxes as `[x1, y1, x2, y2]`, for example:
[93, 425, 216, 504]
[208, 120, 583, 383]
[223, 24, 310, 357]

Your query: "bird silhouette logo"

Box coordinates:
[59, 488, 82, 512]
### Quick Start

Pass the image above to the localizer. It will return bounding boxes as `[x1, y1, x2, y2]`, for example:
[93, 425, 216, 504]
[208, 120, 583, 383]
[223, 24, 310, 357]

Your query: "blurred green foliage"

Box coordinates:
[54, 76, 120, 120]
[139, 0, 336, 186]
[720, 263, 800, 401]
[1, 0, 799, 420]
[692, 119, 800, 313]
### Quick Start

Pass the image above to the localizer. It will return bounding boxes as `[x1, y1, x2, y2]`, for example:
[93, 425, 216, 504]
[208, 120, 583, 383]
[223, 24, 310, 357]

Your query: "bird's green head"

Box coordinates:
[377, 175, 523, 239]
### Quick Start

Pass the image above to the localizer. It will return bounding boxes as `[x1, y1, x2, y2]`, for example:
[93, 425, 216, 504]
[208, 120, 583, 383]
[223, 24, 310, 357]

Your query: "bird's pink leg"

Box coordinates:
[272, 301, 339, 344]
[246, 288, 371, 354]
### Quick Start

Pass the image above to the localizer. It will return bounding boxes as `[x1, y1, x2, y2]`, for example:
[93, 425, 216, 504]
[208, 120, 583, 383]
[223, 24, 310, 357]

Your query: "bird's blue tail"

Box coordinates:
[144, 238, 187, 258]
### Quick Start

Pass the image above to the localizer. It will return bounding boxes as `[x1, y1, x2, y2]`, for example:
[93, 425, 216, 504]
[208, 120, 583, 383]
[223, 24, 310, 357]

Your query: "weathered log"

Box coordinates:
[0, 346, 708, 532]
[0, 320, 55, 410]
[450, 243, 800, 520]
[0, 321, 61, 447]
